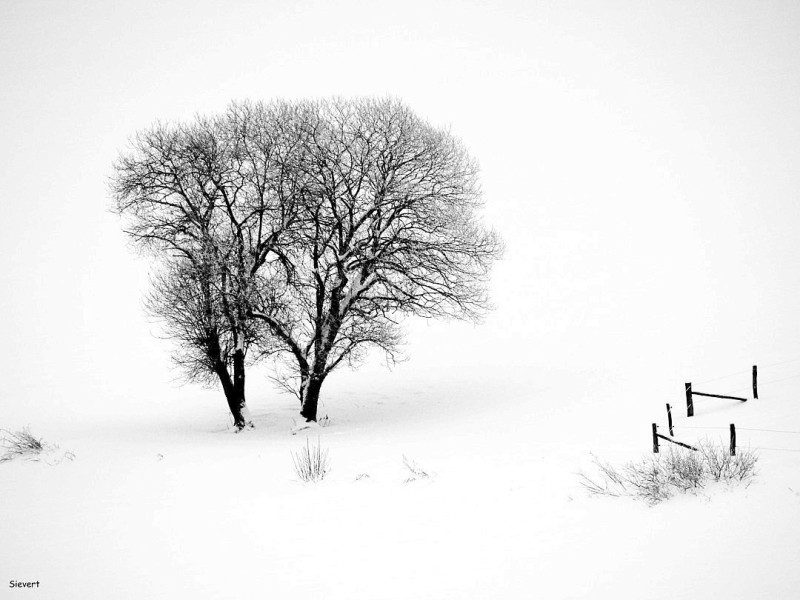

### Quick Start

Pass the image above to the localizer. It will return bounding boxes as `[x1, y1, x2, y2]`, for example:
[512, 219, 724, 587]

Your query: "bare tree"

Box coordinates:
[145, 259, 263, 426]
[112, 97, 501, 427]
[111, 101, 305, 429]
[249, 98, 503, 422]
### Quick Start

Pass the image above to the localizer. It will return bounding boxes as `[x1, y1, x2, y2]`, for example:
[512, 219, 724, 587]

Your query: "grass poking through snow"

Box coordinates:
[292, 437, 330, 483]
[402, 455, 430, 483]
[1, 427, 46, 462]
[580, 441, 758, 505]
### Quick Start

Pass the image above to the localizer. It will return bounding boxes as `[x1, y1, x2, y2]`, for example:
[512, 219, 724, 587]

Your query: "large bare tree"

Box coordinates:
[249, 98, 503, 422]
[112, 97, 501, 427]
[111, 101, 305, 429]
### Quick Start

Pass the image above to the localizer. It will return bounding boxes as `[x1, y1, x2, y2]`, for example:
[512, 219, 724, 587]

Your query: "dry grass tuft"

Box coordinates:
[0, 427, 47, 462]
[292, 437, 330, 482]
[580, 441, 758, 504]
[402, 455, 430, 483]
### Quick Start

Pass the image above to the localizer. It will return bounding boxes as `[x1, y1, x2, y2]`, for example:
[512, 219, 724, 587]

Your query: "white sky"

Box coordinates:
[2, 0, 800, 420]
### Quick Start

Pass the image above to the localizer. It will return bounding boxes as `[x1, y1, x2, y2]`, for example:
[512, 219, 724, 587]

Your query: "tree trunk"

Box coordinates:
[300, 314, 339, 421]
[232, 348, 253, 429]
[214, 365, 244, 429]
[300, 375, 324, 422]
[298, 366, 310, 406]
[214, 357, 252, 431]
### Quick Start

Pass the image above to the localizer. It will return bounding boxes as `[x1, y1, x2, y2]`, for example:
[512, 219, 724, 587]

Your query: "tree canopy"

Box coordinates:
[112, 97, 502, 427]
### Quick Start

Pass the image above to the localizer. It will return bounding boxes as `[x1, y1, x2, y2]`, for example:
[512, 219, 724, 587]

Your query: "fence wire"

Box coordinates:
[654, 361, 800, 455]
[692, 357, 800, 386]
[751, 447, 800, 453]
[737, 427, 800, 435]
[760, 357, 800, 369]
[758, 373, 800, 387]
[695, 369, 750, 386]
[689, 361, 800, 397]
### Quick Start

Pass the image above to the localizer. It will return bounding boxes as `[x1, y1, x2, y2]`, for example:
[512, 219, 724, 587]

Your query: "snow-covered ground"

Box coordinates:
[3, 1, 800, 598]
[3, 358, 800, 599]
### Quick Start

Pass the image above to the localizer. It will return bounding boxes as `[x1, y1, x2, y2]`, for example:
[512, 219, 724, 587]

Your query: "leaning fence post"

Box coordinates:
[730, 423, 736, 456]
[652, 423, 659, 453]
[685, 382, 694, 417]
[753, 365, 758, 399]
[666, 403, 674, 436]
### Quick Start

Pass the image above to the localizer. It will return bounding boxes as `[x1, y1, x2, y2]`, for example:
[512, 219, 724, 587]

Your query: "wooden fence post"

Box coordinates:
[652, 423, 659, 453]
[685, 382, 693, 417]
[753, 365, 758, 399]
[730, 423, 736, 456]
[666, 403, 674, 436]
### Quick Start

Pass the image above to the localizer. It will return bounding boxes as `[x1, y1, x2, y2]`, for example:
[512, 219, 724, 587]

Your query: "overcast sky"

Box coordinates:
[2, 0, 799, 422]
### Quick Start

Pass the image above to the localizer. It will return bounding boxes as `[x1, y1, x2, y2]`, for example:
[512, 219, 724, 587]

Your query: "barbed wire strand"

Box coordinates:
[737, 427, 800, 435]
[758, 373, 800, 387]
[649, 360, 800, 456]
[760, 357, 800, 369]
[689, 358, 800, 387]
[654, 426, 800, 452]
[684, 373, 800, 397]
[695, 369, 750, 386]
[674, 425, 800, 435]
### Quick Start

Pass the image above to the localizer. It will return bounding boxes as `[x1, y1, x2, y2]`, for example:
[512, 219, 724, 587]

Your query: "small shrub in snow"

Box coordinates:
[0, 427, 47, 462]
[661, 445, 706, 492]
[698, 441, 758, 482]
[402, 455, 430, 483]
[292, 437, 329, 482]
[580, 442, 758, 505]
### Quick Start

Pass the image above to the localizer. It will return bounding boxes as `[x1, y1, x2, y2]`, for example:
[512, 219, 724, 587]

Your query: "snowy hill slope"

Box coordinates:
[2, 361, 799, 600]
